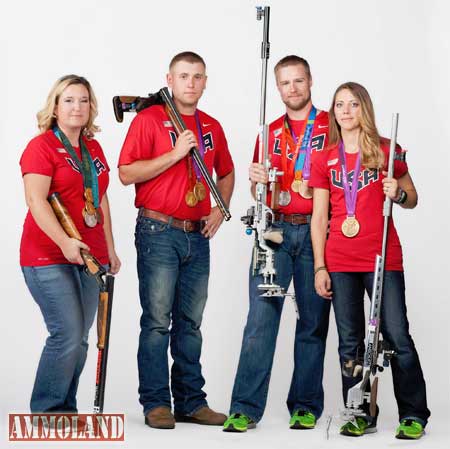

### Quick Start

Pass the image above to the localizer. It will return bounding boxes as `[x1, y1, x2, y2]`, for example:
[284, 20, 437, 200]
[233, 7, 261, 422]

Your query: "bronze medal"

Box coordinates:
[291, 179, 302, 193]
[341, 216, 360, 238]
[83, 208, 98, 227]
[193, 181, 207, 202]
[84, 188, 94, 203]
[185, 191, 198, 207]
[299, 180, 313, 199]
[278, 190, 291, 206]
[85, 200, 96, 215]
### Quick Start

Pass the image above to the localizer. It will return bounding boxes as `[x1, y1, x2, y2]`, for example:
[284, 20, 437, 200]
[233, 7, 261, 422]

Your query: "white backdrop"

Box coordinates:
[1, 0, 449, 448]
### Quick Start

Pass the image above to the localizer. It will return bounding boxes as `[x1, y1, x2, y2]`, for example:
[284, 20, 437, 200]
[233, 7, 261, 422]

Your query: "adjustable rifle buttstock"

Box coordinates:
[342, 113, 400, 421]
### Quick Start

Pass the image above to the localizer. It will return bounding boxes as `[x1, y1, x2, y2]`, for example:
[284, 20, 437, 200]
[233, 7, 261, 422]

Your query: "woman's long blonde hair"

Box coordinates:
[37, 75, 100, 139]
[328, 82, 383, 169]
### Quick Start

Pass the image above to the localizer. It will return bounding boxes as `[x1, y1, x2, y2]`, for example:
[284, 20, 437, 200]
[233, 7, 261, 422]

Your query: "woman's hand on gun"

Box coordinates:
[60, 237, 89, 265]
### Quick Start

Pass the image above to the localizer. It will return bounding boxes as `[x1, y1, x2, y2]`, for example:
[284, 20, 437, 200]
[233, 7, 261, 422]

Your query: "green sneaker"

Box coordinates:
[223, 413, 256, 433]
[290, 410, 316, 429]
[395, 419, 424, 440]
[340, 416, 377, 437]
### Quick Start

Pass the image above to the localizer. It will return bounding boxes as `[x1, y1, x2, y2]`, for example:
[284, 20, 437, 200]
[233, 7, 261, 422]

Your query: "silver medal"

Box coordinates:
[278, 190, 291, 206]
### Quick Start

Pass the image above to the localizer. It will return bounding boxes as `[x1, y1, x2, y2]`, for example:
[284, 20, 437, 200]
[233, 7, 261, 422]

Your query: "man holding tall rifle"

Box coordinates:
[118, 51, 234, 429]
[224, 55, 331, 432]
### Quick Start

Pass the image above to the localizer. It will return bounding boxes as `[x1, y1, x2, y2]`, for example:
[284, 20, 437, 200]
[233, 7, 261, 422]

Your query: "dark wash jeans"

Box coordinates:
[22, 264, 100, 413]
[330, 271, 430, 426]
[135, 216, 210, 416]
[230, 222, 331, 422]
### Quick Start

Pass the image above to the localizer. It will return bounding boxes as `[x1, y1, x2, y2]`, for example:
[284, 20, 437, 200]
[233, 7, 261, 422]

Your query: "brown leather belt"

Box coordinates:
[274, 212, 311, 225]
[139, 208, 205, 232]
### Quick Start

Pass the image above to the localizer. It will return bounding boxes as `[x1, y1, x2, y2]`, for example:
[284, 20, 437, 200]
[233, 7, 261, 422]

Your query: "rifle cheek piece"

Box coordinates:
[342, 359, 363, 378]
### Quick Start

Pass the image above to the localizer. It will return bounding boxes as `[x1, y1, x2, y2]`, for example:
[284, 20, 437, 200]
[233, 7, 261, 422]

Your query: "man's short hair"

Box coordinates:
[274, 55, 311, 79]
[169, 51, 206, 70]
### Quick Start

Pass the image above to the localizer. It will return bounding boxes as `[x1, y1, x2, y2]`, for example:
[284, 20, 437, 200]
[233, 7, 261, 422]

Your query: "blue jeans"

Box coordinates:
[230, 222, 331, 422]
[330, 271, 430, 425]
[135, 216, 210, 416]
[22, 264, 100, 413]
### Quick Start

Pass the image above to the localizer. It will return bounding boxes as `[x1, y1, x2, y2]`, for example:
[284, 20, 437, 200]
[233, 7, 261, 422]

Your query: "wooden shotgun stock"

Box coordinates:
[48, 192, 114, 414]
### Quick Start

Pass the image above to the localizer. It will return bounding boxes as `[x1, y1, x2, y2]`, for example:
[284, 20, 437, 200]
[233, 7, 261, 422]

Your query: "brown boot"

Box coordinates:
[145, 406, 175, 429]
[175, 406, 227, 426]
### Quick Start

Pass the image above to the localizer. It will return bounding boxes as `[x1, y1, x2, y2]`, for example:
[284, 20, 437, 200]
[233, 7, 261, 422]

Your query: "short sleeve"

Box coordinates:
[20, 138, 54, 177]
[309, 150, 330, 189]
[118, 112, 154, 166]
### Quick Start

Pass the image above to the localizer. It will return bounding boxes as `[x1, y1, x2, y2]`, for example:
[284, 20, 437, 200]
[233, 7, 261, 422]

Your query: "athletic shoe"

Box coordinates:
[395, 419, 424, 440]
[290, 410, 316, 429]
[223, 413, 256, 432]
[340, 416, 377, 437]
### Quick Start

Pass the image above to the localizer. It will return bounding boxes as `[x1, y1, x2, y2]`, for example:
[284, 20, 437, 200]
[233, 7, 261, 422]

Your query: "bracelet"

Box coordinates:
[314, 266, 327, 275]
[393, 188, 408, 205]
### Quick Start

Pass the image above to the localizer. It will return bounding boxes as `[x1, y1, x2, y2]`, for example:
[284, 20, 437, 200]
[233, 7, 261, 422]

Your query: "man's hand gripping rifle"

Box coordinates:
[340, 114, 399, 425]
[241, 6, 298, 318]
[48, 192, 115, 414]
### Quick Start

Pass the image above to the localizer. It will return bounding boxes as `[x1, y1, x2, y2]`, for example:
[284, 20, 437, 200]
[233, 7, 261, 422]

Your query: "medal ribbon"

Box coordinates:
[338, 142, 361, 217]
[300, 106, 317, 180]
[53, 127, 99, 208]
[280, 106, 317, 190]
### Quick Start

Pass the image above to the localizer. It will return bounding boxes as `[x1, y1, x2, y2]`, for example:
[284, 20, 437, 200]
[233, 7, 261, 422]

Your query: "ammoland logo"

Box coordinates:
[9, 414, 125, 441]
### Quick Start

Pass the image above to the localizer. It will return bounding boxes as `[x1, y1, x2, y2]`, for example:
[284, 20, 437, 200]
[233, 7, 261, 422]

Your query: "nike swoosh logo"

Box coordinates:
[328, 158, 338, 166]
[318, 125, 328, 129]
[202, 123, 211, 127]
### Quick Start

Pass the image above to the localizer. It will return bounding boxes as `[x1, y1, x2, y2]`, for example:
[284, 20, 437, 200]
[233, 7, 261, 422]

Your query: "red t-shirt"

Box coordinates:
[309, 138, 408, 272]
[253, 110, 329, 215]
[118, 104, 234, 220]
[20, 130, 110, 266]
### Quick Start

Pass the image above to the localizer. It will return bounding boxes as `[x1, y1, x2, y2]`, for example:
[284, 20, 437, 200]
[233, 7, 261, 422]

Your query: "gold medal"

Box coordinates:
[85, 200, 96, 215]
[291, 179, 302, 193]
[83, 207, 98, 227]
[299, 180, 313, 199]
[185, 191, 198, 207]
[193, 181, 207, 202]
[84, 188, 94, 203]
[341, 216, 360, 238]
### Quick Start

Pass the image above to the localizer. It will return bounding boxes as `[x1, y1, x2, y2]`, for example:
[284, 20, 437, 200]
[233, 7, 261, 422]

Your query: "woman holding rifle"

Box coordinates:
[309, 82, 429, 439]
[20, 75, 120, 414]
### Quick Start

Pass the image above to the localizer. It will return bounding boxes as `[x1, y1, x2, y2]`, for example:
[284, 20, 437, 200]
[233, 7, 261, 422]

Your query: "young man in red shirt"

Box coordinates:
[224, 56, 331, 432]
[118, 52, 234, 429]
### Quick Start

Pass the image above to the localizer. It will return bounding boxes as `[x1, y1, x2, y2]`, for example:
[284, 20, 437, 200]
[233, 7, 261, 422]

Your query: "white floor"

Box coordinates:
[3, 411, 449, 449]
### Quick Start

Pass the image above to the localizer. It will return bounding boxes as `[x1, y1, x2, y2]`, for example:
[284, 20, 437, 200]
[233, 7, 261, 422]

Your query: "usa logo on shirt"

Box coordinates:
[331, 168, 379, 191]
[65, 157, 106, 176]
[168, 131, 214, 152]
